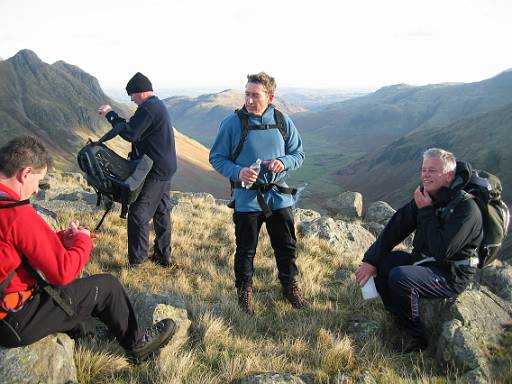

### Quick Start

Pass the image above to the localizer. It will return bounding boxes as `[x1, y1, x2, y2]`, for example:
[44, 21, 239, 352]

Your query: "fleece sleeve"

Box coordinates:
[209, 117, 244, 182]
[105, 107, 154, 143]
[276, 116, 304, 171]
[10, 208, 93, 286]
[363, 200, 417, 266]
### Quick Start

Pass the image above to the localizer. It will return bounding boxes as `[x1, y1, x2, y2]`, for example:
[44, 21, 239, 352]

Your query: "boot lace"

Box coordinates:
[141, 320, 166, 343]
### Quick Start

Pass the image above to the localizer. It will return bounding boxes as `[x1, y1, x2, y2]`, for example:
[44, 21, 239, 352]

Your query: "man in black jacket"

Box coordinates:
[355, 148, 483, 352]
[98, 72, 177, 267]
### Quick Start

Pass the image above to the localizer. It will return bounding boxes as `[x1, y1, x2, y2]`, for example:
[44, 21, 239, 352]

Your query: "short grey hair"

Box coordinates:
[422, 148, 456, 173]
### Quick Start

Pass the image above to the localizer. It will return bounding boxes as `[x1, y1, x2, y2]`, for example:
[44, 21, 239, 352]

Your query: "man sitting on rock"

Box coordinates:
[0, 136, 176, 362]
[355, 148, 483, 352]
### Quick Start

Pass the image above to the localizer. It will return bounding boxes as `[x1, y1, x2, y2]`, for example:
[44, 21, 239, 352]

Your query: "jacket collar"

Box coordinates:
[239, 104, 276, 123]
[434, 161, 473, 206]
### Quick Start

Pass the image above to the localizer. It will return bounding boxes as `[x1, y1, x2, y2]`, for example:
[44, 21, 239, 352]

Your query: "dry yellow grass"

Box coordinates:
[54, 197, 456, 384]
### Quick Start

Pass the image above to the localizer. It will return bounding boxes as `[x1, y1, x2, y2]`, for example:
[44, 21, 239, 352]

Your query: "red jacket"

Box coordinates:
[0, 183, 93, 293]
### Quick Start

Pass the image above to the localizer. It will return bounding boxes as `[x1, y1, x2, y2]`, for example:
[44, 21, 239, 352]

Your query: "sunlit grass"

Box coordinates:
[51, 194, 472, 383]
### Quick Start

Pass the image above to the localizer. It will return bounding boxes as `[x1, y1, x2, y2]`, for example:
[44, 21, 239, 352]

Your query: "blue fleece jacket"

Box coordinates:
[209, 104, 304, 212]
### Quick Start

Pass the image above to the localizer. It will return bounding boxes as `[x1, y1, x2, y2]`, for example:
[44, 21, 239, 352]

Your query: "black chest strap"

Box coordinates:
[232, 182, 297, 218]
[21, 257, 75, 318]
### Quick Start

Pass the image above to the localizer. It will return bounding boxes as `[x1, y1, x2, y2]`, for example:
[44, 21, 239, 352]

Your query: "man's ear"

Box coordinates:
[446, 169, 456, 184]
[16, 167, 33, 183]
[268, 94, 275, 103]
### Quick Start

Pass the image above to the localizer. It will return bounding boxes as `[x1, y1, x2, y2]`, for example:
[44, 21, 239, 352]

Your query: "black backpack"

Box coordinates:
[442, 169, 510, 268]
[77, 130, 153, 230]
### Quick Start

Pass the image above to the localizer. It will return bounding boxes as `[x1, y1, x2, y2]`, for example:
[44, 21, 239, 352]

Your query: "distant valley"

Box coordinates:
[2, 49, 511, 216]
[160, 70, 512, 211]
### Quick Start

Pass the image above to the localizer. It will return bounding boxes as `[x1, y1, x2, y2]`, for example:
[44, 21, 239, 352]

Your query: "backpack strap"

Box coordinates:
[0, 271, 17, 301]
[228, 107, 291, 201]
[230, 108, 251, 162]
[437, 190, 474, 222]
[0, 197, 75, 318]
[21, 257, 75, 318]
[230, 107, 288, 162]
[0, 196, 30, 208]
[94, 200, 114, 231]
[232, 182, 298, 218]
[0, 259, 75, 318]
[273, 109, 288, 142]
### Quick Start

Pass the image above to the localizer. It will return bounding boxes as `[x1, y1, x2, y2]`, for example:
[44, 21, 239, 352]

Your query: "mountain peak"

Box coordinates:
[10, 49, 42, 65]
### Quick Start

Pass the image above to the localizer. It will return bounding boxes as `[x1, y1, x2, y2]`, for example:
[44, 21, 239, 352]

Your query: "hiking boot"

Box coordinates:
[393, 334, 428, 354]
[149, 254, 175, 268]
[282, 283, 310, 309]
[237, 285, 255, 315]
[127, 318, 177, 363]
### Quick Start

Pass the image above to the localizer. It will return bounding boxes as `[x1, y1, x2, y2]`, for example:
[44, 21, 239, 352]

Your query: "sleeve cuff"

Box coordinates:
[105, 110, 119, 124]
[417, 206, 435, 220]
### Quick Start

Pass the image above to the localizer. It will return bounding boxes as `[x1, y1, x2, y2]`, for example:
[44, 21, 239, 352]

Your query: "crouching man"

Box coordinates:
[355, 148, 483, 353]
[0, 136, 175, 362]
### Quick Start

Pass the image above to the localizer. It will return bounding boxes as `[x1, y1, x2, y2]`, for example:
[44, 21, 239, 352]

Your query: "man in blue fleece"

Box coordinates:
[98, 72, 177, 268]
[209, 72, 308, 314]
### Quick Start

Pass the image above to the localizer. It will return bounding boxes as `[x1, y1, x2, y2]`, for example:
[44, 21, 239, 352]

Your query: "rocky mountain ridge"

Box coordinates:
[0, 49, 227, 197]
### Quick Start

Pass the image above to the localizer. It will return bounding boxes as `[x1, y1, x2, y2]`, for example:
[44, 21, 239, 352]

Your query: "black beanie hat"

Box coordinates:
[126, 72, 153, 95]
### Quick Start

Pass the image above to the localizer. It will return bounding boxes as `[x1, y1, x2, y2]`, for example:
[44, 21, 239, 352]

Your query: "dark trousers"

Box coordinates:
[233, 207, 298, 288]
[374, 251, 459, 339]
[0, 274, 142, 349]
[128, 178, 172, 265]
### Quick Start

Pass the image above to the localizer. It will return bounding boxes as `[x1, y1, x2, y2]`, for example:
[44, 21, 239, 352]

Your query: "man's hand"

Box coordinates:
[262, 159, 285, 173]
[98, 105, 112, 115]
[355, 262, 377, 287]
[239, 167, 258, 183]
[62, 220, 93, 248]
[414, 186, 433, 208]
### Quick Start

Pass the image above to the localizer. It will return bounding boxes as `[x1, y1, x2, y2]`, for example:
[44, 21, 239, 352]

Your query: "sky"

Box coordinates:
[1, 0, 511, 93]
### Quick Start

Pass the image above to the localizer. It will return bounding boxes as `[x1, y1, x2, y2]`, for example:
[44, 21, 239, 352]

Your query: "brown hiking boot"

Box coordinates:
[282, 283, 310, 309]
[237, 285, 255, 315]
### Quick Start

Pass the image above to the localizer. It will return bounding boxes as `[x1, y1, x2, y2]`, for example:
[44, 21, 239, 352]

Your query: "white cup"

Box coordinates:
[361, 276, 380, 300]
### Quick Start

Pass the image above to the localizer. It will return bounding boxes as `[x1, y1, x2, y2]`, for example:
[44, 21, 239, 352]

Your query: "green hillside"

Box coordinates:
[0, 49, 131, 168]
[289, 71, 512, 209]
[163, 90, 305, 148]
[335, 102, 512, 208]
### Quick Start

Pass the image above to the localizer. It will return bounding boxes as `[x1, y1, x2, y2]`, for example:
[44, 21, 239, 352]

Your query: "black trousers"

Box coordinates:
[0, 274, 142, 349]
[128, 178, 172, 265]
[374, 251, 459, 340]
[233, 207, 298, 288]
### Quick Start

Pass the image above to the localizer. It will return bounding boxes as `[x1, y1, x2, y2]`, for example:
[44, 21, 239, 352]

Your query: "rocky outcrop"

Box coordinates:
[170, 191, 216, 206]
[325, 191, 363, 219]
[363, 200, 414, 249]
[232, 373, 313, 384]
[0, 333, 77, 384]
[480, 260, 512, 301]
[422, 286, 512, 382]
[299, 217, 375, 253]
[130, 293, 191, 344]
[293, 208, 321, 228]
[0, 290, 191, 383]
[365, 201, 395, 226]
